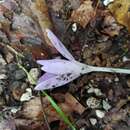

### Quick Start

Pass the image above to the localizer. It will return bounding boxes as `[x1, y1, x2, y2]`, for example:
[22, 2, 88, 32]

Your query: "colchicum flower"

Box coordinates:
[35, 29, 130, 90]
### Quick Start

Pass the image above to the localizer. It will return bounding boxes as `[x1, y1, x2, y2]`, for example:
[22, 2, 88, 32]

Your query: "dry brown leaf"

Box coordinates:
[58, 93, 85, 114]
[101, 12, 123, 36]
[71, 0, 94, 28]
[12, 43, 49, 60]
[108, 0, 130, 32]
[30, 0, 56, 48]
[30, 0, 52, 30]
[20, 93, 85, 121]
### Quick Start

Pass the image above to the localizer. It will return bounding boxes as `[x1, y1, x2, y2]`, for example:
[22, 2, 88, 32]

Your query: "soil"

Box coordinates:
[0, 0, 130, 130]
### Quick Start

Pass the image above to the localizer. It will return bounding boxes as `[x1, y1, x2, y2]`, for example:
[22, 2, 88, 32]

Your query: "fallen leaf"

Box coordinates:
[15, 119, 46, 130]
[30, 0, 52, 30]
[71, 0, 94, 28]
[18, 93, 85, 129]
[104, 109, 128, 124]
[101, 11, 123, 36]
[54, 93, 85, 114]
[19, 97, 49, 120]
[108, 0, 130, 32]
[30, 0, 57, 50]
[12, 43, 49, 60]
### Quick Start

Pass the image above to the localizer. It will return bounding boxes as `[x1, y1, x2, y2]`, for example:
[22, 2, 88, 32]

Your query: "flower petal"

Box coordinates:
[37, 73, 57, 84]
[37, 59, 84, 74]
[34, 73, 80, 90]
[46, 29, 75, 61]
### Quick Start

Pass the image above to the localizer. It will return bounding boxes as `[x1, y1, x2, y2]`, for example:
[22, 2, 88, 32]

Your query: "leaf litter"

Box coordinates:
[0, 0, 130, 130]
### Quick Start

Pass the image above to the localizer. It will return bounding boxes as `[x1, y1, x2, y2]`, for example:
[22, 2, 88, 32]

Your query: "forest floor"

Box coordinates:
[0, 0, 130, 130]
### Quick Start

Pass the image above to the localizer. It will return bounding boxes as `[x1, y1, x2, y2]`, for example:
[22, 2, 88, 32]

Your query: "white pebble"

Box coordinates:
[122, 56, 130, 62]
[87, 87, 94, 93]
[72, 23, 77, 32]
[103, 0, 114, 6]
[0, 55, 6, 66]
[94, 88, 103, 96]
[11, 107, 20, 114]
[28, 68, 39, 84]
[114, 77, 119, 82]
[96, 110, 105, 118]
[0, 74, 7, 79]
[20, 88, 33, 102]
[86, 97, 100, 108]
[89, 118, 97, 125]
[102, 100, 111, 111]
[87, 87, 103, 96]
[80, 127, 85, 130]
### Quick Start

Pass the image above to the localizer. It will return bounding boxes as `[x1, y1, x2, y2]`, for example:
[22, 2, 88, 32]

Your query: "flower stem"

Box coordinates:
[90, 66, 130, 74]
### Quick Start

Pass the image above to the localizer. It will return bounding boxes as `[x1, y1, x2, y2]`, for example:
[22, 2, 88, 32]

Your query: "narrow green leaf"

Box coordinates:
[42, 91, 77, 130]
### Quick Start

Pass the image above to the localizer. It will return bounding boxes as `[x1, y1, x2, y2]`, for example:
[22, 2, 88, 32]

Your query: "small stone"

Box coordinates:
[5, 52, 14, 63]
[7, 63, 18, 72]
[14, 69, 26, 80]
[11, 107, 20, 114]
[108, 78, 112, 83]
[96, 110, 105, 118]
[86, 97, 101, 108]
[114, 77, 119, 82]
[0, 97, 5, 106]
[0, 55, 6, 66]
[10, 81, 27, 101]
[0, 74, 7, 80]
[0, 66, 7, 80]
[103, 0, 114, 6]
[28, 68, 40, 84]
[72, 23, 77, 32]
[89, 118, 97, 125]
[87, 87, 103, 96]
[94, 88, 103, 96]
[79, 127, 85, 130]
[20, 88, 33, 102]
[102, 100, 111, 111]
[21, 83, 28, 90]
[123, 56, 130, 62]
[0, 66, 6, 73]
[87, 87, 94, 93]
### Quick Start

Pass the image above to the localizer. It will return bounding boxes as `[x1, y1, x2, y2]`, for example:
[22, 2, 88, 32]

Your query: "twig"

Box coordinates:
[94, 0, 100, 17]
[0, 43, 24, 58]
[40, 93, 51, 130]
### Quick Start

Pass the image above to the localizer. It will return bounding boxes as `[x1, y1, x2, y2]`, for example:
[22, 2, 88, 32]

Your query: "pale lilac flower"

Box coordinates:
[35, 29, 130, 90]
[35, 29, 81, 90]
